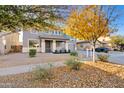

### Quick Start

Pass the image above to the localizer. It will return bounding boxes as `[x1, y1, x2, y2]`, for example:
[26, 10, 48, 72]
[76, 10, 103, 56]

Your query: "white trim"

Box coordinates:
[52, 40, 56, 52]
[41, 39, 45, 53]
[65, 40, 69, 51]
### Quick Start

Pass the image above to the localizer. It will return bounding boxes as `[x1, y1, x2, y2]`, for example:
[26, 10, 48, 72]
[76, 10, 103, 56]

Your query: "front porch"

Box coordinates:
[27, 36, 69, 53]
[40, 39, 69, 53]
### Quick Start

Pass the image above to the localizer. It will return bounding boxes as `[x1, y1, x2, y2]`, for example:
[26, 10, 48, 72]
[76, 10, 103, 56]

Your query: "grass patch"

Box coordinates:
[70, 52, 78, 57]
[97, 54, 109, 62]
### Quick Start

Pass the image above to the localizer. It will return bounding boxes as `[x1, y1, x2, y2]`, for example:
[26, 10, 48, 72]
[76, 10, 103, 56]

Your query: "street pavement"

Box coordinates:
[78, 51, 124, 65]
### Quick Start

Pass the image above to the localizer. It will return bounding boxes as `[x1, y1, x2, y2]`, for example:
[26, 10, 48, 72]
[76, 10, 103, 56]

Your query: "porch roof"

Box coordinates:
[39, 35, 69, 41]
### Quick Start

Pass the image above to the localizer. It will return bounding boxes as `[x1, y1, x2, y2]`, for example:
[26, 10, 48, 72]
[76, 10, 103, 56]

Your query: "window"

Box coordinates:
[29, 40, 39, 48]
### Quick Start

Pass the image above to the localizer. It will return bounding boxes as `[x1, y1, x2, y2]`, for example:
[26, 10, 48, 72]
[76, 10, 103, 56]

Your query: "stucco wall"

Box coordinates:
[22, 31, 76, 52]
[23, 31, 40, 47]
[22, 31, 40, 52]
[5, 33, 19, 53]
[0, 32, 19, 54]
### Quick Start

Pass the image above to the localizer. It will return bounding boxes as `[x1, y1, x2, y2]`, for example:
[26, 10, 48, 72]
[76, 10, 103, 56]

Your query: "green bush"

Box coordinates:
[65, 59, 81, 70]
[33, 67, 52, 80]
[68, 49, 71, 53]
[70, 52, 78, 56]
[97, 54, 109, 62]
[29, 49, 36, 57]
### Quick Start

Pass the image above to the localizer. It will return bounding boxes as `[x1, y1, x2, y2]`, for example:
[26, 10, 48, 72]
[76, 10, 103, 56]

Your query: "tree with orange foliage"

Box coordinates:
[64, 6, 120, 62]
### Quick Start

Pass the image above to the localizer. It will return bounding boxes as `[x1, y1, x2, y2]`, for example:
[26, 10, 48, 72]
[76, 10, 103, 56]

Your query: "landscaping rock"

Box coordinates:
[0, 62, 124, 88]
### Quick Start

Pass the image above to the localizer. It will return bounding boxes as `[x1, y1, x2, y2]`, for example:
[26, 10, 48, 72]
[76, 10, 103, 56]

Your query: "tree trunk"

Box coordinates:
[92, 42, 96, 62]
[92, 45, 95, 62]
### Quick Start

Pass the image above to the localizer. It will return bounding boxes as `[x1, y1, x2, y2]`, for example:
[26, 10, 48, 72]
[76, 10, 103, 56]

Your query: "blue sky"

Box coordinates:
[115, 5, 124, 35]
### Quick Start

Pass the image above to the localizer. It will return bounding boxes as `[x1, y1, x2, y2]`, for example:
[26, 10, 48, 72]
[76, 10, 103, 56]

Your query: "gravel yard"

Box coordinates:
[0, 62, 124, 88]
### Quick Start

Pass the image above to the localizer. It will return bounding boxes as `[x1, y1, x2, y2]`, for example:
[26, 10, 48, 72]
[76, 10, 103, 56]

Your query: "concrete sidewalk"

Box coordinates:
[0, 61, 65, 76]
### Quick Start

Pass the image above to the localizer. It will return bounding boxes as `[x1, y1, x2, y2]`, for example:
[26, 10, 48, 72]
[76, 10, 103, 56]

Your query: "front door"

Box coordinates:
[45, 40, 52, 53]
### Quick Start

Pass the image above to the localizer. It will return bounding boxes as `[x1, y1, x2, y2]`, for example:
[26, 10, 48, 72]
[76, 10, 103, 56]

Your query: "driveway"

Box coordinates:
[0, 61, 65, 76]
[0, 53, 70, 68]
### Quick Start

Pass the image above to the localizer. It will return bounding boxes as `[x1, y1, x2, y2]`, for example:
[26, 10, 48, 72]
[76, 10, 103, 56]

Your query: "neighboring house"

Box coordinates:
[20, 30, 76, 53]
[76, 37, 111, 50]
[0, 32, 20, 54]
[77, 41, 91, 50]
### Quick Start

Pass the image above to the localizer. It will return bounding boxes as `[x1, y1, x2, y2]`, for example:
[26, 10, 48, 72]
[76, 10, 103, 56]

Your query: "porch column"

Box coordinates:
[65, 41, 69, 51]
[52, 40, 56, 52]
[41, 39, 45, 53]
[75, 43, 77, 51]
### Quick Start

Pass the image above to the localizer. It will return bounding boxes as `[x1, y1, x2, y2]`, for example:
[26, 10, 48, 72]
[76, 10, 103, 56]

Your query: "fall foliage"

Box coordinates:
[64, 6, 110, 42]
[64, 5, 120, 62]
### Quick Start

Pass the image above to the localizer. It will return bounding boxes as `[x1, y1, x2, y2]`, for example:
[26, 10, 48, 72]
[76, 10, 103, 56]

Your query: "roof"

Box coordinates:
[97, 40, 109, 44]
[39, 35, 69, 41]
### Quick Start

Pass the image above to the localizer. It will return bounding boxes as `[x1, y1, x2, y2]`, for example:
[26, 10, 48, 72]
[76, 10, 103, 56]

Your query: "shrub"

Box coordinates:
[29, 49, 36, 57]
[68, 49, 71, 53]
[53, 50, 58, 54]
[70, 51, 78, 56]
[97, 54, 109, 62]
[53, 50, 56, 53]
[33, 67, 52, 80]
[65, 59, 81, 70]
[64, 49, 67, 53]
[60, 50, 62, 53]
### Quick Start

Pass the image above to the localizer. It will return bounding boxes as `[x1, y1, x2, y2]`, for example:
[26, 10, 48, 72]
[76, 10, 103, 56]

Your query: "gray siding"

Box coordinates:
[23, 31, 40, 47]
